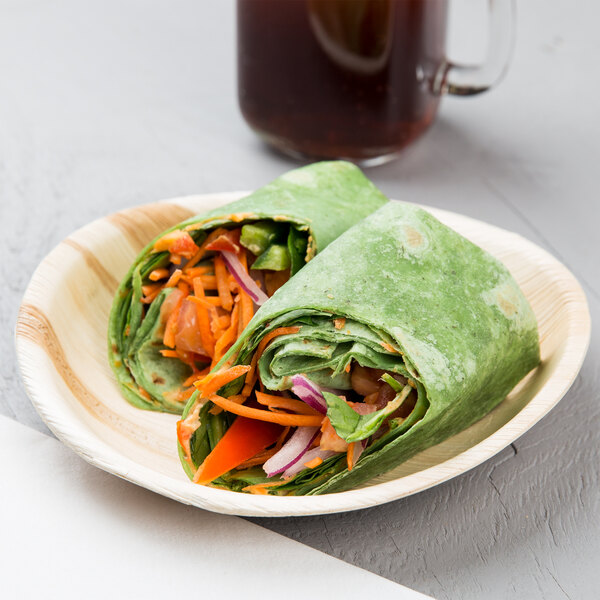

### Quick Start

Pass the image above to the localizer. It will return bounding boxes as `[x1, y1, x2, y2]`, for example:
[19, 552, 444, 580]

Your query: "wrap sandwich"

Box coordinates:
[177, 201, 540, 495]
[108, 161, 388, 413]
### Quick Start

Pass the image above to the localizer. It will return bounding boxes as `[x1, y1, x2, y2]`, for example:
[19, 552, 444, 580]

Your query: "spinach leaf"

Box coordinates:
[323, 385, 412, 443]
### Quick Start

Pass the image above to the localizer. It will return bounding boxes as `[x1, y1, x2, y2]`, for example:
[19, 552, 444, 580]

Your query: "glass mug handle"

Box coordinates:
[433, 0, 516, 96]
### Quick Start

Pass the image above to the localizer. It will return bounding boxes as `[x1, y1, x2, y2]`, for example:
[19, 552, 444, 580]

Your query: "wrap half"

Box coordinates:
[108, 161, 388, 413]
[177, 201, 540, 495]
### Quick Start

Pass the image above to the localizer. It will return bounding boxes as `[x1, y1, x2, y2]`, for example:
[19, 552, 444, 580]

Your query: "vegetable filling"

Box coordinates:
[128, 220, 308, 408]
[177, 322, 428, 495]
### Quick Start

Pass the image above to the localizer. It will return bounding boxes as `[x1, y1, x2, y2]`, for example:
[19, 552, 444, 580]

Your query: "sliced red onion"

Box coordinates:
[290, 374, 328, 414]
[263, 426, 319, 477]
[221, 250, 269, 305]
[282, 448, 338, 479]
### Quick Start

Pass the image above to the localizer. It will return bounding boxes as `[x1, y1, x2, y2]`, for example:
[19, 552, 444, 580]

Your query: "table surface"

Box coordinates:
[2, 1, 598, 598]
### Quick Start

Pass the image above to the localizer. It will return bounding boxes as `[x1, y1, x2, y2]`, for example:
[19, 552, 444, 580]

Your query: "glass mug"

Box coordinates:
[237, 0, 515, 164]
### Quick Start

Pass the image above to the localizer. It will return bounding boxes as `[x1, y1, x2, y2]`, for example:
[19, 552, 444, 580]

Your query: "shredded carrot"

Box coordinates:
[149, 268, 169, 281]
[164, 268, 182, 288]
[208, 394, 324, 427]
[184, 266, 212, 278]
[184, 227, 230, 270]
[177, 402, 202, 468]
[238, 290, 254, 334]
[208, 394, 244, 415]
[173, 348, 206, 369]
[208, 306, 224, 338]
[231, 249, 253, 333]
[345, 362, 351, 373]
[213, 303, 240, 365]
[192, 277, 215, 356]
[256, 327, 301, 364]
[242, 480, 289, 495]
[188, 293, 221, 342]
[194, 365, 251, 397]
[243, 326, 301, 396]
[304, 457, 323, 469]
[137, 224, 304, 411]
[163, 293, 185, 348]
[141, 283, 161, 297]
[183, 250, 203, 271]
[188, 295, 221, 309]
[255, 391, 322, 416]
[177, 281, 190, 295]
[199, 275, 217, 289]
[218, 314, 231, 330]
[183, 366, 211, 388]
[214, 255, 233, 311]
[347, 442, 357, 471]
[241, 370, 258, 399]
[141, 285, 162, 304]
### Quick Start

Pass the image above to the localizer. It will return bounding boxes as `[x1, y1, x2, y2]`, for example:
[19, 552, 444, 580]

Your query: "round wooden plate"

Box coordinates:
[15, 194, 591, 516]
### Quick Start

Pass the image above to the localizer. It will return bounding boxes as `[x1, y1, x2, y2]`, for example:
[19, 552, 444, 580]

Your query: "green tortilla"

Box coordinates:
[108, 161, 388, 414]
[179, 201, 540, 494]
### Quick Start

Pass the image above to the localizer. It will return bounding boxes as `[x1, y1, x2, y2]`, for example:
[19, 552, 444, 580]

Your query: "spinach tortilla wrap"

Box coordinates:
[177, 201, 540, 495]
[108, 161, 388, 414]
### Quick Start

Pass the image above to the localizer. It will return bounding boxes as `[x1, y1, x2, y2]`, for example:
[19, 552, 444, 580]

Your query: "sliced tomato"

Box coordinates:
[169, 231, 200, 258]
[175, 298, 210, 356]
[159, 288, 185, 326]
[205, 229, 241, 254]
[153, 230, 199, 258]
[320, 417, 349, 452]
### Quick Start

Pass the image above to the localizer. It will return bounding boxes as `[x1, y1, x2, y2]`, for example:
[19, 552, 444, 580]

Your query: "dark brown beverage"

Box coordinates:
[238, 0, 448, 162]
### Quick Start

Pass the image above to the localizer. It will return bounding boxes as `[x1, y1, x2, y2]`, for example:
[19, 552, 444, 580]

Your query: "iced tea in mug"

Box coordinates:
[238, 0, 514, 163]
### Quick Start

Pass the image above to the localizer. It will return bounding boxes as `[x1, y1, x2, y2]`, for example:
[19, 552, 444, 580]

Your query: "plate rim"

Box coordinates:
[15, 193, 592, 517]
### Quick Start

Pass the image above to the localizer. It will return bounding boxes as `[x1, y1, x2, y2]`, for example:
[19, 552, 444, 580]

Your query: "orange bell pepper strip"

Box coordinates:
[193, 416, 283, 484]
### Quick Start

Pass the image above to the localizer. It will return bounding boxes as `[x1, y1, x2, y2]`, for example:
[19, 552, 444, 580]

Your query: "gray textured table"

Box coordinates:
[2, 1, 598, 598]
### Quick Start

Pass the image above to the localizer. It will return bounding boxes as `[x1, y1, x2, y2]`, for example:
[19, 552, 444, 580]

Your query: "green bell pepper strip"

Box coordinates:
[240, 221, 284, 256]
[251, 244, 291, 271]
